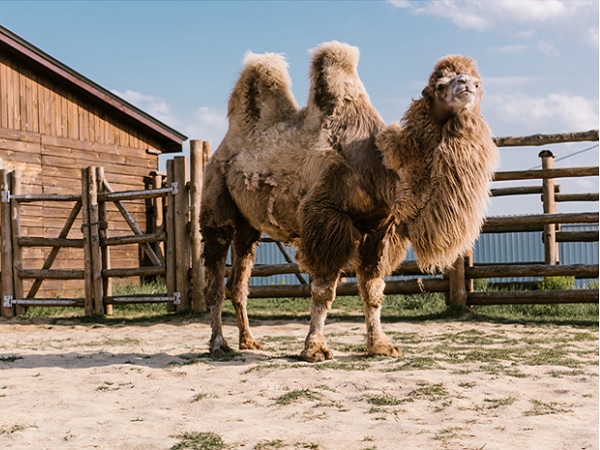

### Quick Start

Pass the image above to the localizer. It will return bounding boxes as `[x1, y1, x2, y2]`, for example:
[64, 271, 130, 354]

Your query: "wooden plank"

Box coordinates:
[190, 140, 206, 312]
[494, 166, 598, 182]
[483, 212, 598, 228]
[81, 168, 93, 316]
[87, 167, 104, 315]
[468, 289, 599, 305]
[466, 263, 599, 279]
[494, 130, 599, 147]
[173, 156, 190, 311]
[1, 169, 15, 317]
[165, 160, 176, 312]
[10, 170, 24, 314]
[96, 167, 112, 315]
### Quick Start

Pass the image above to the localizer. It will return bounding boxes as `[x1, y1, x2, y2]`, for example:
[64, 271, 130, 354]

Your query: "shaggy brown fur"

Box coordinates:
[200, 45, 496, 362]
[376, 55, 497, 272]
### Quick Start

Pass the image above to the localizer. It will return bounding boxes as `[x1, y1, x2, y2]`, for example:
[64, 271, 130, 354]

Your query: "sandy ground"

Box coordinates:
[0, 315, 597, 450]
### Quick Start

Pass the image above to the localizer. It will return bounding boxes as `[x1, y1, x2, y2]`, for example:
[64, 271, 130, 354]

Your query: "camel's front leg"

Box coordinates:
[358, 276, 401, 358]
[301, 277, 338, 362]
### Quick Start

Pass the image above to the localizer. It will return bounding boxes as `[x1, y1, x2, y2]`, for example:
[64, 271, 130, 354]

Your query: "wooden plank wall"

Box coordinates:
[0, 51, 165, 297]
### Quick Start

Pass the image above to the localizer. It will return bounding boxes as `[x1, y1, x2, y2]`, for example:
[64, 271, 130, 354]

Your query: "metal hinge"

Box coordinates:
[173, 292, 181, 305]
[3, 295, 12, 308]
[171, 182, 178, 195]
[1, 191, 9, 203]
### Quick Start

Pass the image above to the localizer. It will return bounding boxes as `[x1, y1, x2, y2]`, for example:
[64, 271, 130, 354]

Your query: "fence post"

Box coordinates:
[190, 140, 207, 313]
[10, 170, 25, 315]
[165, 160, 177, 312]
[96, 168, 112, 315]
[173, 156, 191, 312]
[88, 168, 104, 316]
[1, 169, 15, 318]
[447, 255, 467, 309]
[151, 172, 165, 265]
[81, 168, 94, 316]
[540, 150, 559, 265]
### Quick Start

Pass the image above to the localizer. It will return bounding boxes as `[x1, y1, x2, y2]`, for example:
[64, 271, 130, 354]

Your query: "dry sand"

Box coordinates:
[0, 316, 597, 450]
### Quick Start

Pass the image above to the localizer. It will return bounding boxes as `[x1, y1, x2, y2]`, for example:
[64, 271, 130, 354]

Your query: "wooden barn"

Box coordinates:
[0, 25, 186, 298]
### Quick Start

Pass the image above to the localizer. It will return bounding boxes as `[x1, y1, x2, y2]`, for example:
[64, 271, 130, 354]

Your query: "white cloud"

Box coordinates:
[389, 0, 598, 47]
[184, 106, 228, 145]
[487, 92, 599, 133]
[112, 89, 180, 129]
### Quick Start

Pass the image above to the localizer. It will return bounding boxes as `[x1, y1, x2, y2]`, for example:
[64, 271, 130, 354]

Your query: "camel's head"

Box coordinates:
[422, 55, 483, 123]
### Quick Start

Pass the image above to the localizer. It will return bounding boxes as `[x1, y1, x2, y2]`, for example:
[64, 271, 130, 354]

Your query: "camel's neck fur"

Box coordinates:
[377, 97, 497, 273]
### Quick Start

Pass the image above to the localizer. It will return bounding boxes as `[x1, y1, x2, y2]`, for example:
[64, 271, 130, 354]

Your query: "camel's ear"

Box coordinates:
[421, 85, 432, 99]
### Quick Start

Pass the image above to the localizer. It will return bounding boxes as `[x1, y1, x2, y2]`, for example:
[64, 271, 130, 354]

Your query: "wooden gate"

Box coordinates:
[0, 141, 209, 317]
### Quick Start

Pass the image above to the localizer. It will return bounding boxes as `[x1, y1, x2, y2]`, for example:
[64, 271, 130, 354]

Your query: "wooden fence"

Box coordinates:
[0, 141, 211, 317]
[0, 132, 598, 317]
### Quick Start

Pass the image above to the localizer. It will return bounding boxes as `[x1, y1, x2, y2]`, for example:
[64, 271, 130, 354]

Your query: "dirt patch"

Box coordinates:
[0, 317, 597, 449]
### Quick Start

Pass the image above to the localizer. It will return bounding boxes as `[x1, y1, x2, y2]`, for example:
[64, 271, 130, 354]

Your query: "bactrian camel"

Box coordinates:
[200, 42, 497, 362]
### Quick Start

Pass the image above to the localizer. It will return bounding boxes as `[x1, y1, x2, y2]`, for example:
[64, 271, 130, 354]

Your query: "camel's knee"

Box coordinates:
[359, 277, 385, 307]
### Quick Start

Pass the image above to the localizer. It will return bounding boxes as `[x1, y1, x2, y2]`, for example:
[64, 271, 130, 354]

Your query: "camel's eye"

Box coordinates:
[436, 83, 446, 92]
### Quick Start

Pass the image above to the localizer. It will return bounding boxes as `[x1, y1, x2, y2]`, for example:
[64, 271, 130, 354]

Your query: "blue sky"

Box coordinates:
[2, 0, 598, 215]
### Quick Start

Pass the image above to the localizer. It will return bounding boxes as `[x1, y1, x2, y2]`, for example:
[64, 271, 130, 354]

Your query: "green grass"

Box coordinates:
[170, 432, 227, 450]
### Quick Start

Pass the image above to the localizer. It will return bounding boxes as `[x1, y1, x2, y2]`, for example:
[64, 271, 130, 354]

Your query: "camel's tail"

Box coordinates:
[227, 51, 298, 132]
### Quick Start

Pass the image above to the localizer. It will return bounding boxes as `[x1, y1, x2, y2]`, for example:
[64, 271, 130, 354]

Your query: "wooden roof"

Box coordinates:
[0, 25, 187, 153]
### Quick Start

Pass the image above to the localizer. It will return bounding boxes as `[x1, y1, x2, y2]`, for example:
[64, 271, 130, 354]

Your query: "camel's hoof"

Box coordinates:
[239, 338, 262, 350]
[209, 336, 233, 355]
[300, 345, 334, 363]
[367, 342, 402, 358]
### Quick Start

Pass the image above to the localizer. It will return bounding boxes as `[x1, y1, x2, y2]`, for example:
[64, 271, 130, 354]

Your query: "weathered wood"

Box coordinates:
[165, 160, 176, 312]
[447, 256, 467, 308]
[10, 298, 83, 307]
[468, 289, 599, 305]
[555, 193, 599, 202]
[494, 130, 599, 147]
[10, 169, 24, 314]
[87, 167, 104, 315]
[97, 186, 174, 202]
[102, 266, 166, 278]
[490, 186, 545, 197]
[10, 193, 81, 202]
[466, 263, 598, 279]
[101, 233, 166, 247]
[104, 295, 173, 304]
[25, 201, 82, 299]
[190, 140, 206, 312]
[81, 168, 94, 316]
[494, 166, 598, 182]
[540, 151, 558, 265]
[101, 177, 162, 267]
[96, 167, 112, 314]
[555, 231, 599, 243]
[173, 156, 190, 311]
[19, 269, 85, 279]
[1, 169, 15, 317]
[482, 225, 545, 233]
[483, 212, 598, 228]
[18, 237, 84, 248]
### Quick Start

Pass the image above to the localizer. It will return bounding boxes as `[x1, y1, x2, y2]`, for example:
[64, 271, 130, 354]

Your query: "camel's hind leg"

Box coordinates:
[202, 225, 234, 354]
[226, 220, 262, 350]
[301, 276, 338, 362]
